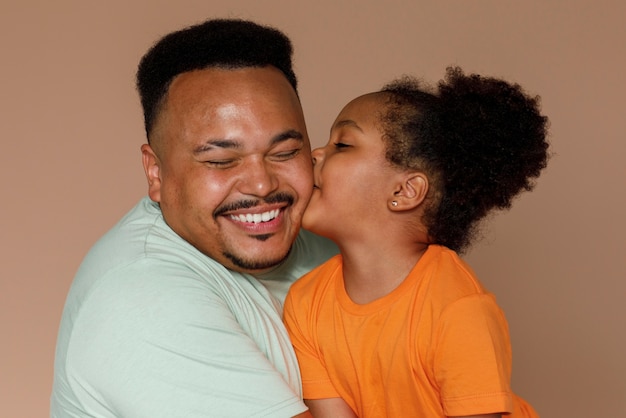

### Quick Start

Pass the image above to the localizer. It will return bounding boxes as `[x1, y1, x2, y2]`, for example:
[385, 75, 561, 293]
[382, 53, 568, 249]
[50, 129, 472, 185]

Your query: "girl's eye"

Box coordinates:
[334, 142, 350, 149]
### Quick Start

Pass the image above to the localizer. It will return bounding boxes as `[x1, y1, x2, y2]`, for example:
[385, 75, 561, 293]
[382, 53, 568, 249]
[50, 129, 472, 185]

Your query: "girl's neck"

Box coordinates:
[339, 240, 429, 305]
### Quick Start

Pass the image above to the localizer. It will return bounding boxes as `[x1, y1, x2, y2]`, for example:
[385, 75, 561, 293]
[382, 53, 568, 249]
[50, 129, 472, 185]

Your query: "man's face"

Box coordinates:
[142, 66, 313, 273]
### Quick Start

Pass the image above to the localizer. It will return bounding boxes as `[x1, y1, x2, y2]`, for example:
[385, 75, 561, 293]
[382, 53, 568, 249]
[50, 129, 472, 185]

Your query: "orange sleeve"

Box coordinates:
[433, 293, 514, 416]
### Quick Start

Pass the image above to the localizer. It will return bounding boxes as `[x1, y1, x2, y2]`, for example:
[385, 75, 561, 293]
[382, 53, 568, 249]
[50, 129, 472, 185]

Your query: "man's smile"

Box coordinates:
[229, 209, 281, 224]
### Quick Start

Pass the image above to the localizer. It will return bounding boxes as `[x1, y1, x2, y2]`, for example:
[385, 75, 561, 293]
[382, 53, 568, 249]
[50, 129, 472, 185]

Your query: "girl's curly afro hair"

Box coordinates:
[379, 67, 550, 253]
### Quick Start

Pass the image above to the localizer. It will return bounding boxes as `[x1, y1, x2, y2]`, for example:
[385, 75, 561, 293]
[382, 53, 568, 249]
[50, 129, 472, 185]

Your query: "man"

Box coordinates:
[51, 19, 336, 417]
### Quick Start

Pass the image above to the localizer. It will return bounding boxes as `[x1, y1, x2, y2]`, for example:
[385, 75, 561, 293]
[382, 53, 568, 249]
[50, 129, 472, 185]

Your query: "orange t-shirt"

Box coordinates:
[284, 245, 537, 417]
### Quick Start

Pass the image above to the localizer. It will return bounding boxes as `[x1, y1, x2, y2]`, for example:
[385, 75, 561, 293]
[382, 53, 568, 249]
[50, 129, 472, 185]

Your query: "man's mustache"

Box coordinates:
[214, 192, 295, 218]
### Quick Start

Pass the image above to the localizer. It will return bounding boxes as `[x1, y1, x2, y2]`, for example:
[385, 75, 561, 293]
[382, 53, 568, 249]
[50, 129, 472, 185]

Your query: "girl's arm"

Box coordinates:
[305, 398, 358, 418]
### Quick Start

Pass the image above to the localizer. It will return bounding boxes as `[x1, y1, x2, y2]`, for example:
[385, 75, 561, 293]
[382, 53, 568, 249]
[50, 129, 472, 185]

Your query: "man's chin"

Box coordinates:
[223, 248, 291, 273]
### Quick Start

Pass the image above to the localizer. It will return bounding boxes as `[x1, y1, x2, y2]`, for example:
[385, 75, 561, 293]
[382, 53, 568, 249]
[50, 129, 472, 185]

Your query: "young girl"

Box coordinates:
[283, 67, 549, 418]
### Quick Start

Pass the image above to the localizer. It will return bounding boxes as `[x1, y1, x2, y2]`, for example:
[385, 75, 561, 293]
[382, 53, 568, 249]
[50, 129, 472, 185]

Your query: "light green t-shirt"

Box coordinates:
[51, 197, 337, 417]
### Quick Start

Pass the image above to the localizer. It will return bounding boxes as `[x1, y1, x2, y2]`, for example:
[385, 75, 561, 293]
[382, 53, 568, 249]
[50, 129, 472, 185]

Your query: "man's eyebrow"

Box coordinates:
[193, 130, 304, 155]
[271, 129, 304, 145]
[193, 139, 240, 154]
[332, 119, 363, 133]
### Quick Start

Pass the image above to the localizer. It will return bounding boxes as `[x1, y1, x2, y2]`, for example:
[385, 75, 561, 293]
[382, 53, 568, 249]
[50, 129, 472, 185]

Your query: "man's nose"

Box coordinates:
[238, 157, 279, 196]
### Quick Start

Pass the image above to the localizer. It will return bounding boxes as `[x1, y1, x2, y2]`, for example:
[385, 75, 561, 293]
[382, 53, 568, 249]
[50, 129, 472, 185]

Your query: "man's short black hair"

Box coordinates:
[136, 19, 298, 139]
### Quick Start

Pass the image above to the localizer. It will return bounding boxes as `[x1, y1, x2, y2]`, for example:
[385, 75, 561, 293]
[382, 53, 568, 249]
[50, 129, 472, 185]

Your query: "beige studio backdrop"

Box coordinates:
[1, 1, 625, 416]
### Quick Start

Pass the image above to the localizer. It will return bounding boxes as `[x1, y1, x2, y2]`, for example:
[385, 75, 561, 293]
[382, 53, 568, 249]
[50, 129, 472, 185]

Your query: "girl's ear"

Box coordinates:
[388, 172, 429, 211]
[141, 143, 162, 203]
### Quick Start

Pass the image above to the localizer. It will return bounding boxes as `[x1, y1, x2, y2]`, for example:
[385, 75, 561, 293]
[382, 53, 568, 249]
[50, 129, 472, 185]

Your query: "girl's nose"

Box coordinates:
[311, 147, 324, 165]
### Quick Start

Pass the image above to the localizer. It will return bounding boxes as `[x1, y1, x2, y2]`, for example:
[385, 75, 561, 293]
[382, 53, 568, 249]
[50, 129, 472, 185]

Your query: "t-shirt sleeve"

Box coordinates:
[283, 284, 340, 400]
[66, 261, 307, 418]
[433, 293, 514, 416]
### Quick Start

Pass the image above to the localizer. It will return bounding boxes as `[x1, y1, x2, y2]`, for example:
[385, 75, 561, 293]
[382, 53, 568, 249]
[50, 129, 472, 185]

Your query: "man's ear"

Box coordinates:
[141, 143, 162, 203]
[388, 172, 428, 211]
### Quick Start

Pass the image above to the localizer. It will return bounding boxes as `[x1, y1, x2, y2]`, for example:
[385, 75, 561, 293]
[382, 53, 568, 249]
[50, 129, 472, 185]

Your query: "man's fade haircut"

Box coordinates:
[136, 18, 298, 141]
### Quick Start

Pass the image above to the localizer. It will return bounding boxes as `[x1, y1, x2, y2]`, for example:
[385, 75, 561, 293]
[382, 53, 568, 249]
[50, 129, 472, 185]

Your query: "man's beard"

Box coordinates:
[223, 246, 292, 271]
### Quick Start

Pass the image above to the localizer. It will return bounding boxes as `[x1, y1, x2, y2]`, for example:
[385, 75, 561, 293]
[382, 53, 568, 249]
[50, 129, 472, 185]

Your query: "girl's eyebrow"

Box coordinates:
[193, 129, 304, 155]
[332, 119, 363, 133]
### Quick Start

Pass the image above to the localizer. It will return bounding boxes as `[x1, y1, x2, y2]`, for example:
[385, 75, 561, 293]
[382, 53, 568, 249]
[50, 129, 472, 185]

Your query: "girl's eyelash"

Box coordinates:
[334, 142, 349, 148]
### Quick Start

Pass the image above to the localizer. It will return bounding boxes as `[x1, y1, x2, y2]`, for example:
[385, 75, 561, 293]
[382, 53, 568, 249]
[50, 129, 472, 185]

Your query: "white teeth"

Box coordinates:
[230, 209, 279, 224]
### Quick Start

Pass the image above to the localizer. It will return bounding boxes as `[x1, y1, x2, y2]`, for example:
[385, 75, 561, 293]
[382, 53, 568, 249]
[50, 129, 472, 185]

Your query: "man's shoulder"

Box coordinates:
[79, 197, 218, 279]
[67, 198, 218, 307]
[74, 198, 165, 278]
[293, 229, 339, 266]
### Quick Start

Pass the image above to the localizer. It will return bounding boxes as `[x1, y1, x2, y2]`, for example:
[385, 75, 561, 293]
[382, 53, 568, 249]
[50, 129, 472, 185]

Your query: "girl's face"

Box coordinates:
[303, 93, 402, 243]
